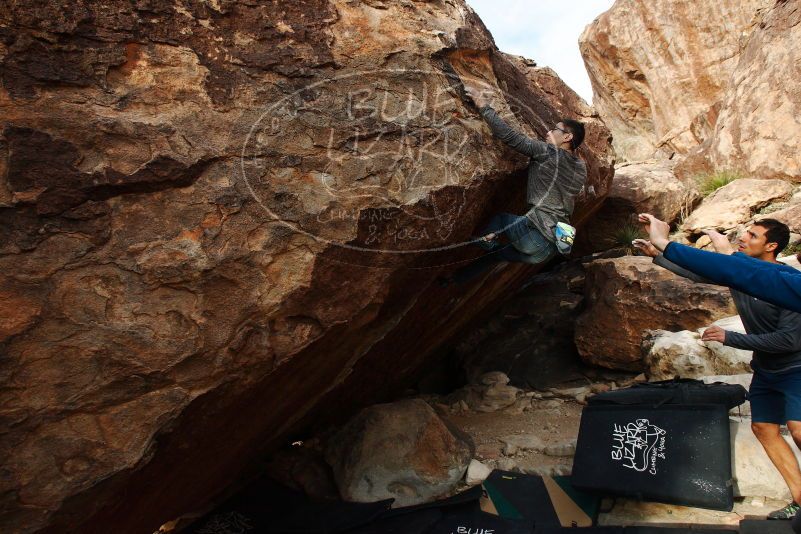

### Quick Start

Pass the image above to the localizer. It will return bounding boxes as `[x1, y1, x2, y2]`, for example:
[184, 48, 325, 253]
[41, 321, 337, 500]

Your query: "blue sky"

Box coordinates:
[467, 0, 615, 103]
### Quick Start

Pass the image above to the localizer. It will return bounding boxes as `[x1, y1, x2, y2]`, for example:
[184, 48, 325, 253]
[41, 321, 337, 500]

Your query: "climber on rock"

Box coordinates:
[437, 80, 588, 287]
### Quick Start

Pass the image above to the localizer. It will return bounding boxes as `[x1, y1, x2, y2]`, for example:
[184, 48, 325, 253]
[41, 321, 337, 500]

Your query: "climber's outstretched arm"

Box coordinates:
[477, 104, 550, 161]
[462, 83, 548, 160]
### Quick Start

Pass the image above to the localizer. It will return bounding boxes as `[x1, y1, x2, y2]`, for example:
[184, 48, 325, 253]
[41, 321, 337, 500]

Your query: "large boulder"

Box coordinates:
[445, 372, 523, 413]
[581, 160, 701, 251]
[575, 256, 736, 371]
[579, 0, 770, 162]
[680, 178, 793, 237]
[582, 0, 801, 183]
[606, 160, 699, 225]
[324, 399, 473, 507]
[700, 0, 801, 182]
[643, 316, 753, 381]
[0, 1, 614, 532]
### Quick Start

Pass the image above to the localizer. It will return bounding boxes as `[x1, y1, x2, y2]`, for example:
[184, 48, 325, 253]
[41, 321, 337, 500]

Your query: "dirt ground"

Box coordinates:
[437, 375, 788, 530]
[447, 398, 583, 476]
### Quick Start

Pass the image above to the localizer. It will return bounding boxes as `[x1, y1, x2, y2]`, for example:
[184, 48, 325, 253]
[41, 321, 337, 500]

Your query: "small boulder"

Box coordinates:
[496, 458, 519, 472]
[479, 371, 511, 386]
[544, 440, 577, 457]
[324, 399, 473, 507]
[575, 256, 736, 371]
[681, 178, 793, 237]
[500, 434, 545, 452]
[643, 315, 753, 380]
[532, 399, 564, 410]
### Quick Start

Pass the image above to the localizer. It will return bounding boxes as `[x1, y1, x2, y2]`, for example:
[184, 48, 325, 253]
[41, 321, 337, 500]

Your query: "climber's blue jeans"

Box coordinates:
[451, 212, 557, 284]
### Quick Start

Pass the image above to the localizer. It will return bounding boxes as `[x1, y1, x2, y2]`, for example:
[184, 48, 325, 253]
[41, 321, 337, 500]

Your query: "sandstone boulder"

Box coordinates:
[681, 178, 793, 237]
[449, 372, 523, 413]
[579, 0, 770, 162]
[607, 160, 699, 223]
[582, 0, 801, 183]
[465, 459, 492, 486]
[643, 316, 753, 381]
[324, 399, 473, 507]
[702, 0, 801, 182]
[0, 1, 614, 531]
[575, 256, 736, 370]
[500, 434, 545, 454]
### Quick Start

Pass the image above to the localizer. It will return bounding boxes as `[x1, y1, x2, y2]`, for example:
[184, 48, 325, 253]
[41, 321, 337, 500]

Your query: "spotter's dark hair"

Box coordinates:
[753, 218, 790, 257]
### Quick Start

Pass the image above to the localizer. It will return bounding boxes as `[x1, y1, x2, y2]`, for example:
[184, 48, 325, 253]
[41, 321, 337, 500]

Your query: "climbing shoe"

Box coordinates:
[472, 233, 499, 251]
[768, 501, 801, 520]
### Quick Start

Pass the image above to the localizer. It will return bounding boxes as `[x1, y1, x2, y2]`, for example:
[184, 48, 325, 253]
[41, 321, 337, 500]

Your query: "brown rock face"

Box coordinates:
[681, 178, 794, 237]
[580, 160, 701, 252]
[580, 0, 771, 162]
[574, 257, 736, 371]
[0, 1, 612, 533]
[700, 0, 801, 182]
[583, 0, 801, 185]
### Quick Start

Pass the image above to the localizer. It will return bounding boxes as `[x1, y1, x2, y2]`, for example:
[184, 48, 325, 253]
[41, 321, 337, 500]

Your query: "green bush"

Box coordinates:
[696, 170, 743, 196]
[608, 222, 646, 255]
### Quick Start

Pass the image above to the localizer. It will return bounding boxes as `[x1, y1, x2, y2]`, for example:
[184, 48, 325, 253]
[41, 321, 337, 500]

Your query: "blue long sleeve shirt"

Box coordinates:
[653, 253, 801, 372]
[662, 242, 801, 313]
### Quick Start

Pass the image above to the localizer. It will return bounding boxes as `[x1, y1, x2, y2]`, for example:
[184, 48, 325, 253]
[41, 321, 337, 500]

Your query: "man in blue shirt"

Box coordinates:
[635, 219, 801, 519]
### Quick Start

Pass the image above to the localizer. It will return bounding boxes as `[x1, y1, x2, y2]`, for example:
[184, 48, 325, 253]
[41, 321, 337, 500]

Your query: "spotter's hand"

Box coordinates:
[701, 325, 727, 344]
[638, 213, 671, 252]
[632, 239, 660, 258]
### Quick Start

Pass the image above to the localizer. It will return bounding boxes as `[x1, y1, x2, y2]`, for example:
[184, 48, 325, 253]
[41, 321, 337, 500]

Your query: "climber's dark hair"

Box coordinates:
[561, 119, 585, 150]
[753, 218, 790, 257]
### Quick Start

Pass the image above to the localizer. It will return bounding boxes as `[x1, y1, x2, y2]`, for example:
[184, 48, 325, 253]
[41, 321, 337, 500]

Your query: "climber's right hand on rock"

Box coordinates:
[463, 83, 488, 108]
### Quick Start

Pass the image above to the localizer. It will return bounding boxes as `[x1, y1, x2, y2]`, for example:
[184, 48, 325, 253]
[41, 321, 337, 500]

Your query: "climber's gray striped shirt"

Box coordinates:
[478, 104, 587, 243]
